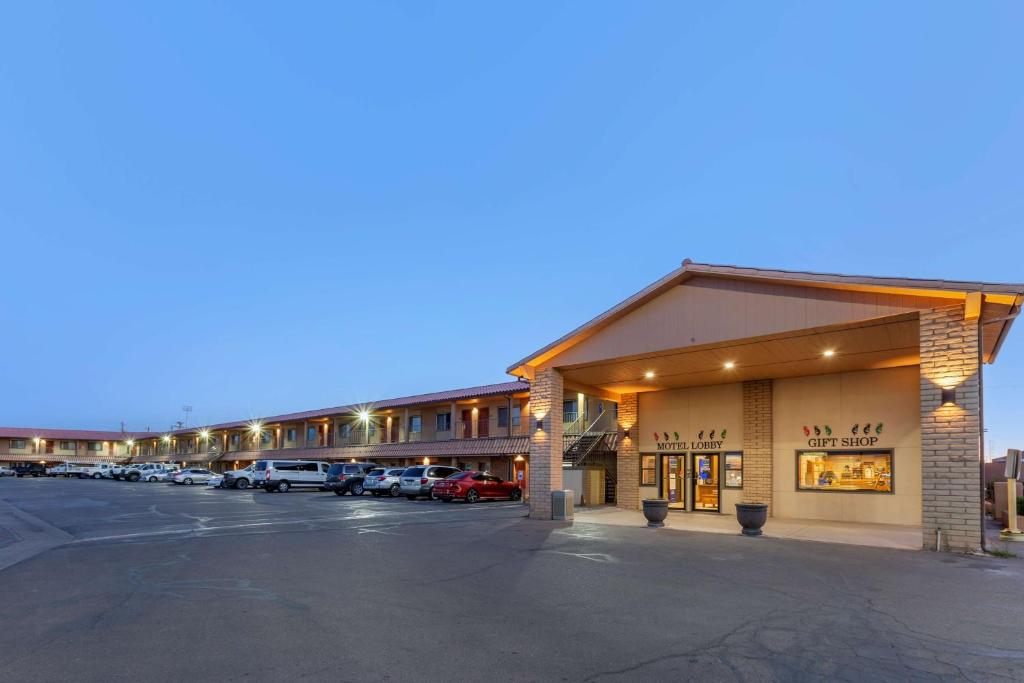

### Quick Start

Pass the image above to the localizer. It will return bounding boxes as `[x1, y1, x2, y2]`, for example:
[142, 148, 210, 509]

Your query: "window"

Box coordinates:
[340, 424, 352, 438]
[261, 432, 272, 444]
[497, 406, 509, 428]
[408, 415, 422, 434]
[307, 427, 317, 443]
[287, 428, 297, 441]
[11, 439, 26, 449]
[59, 441, 75, 450]
[88, 442, 103, 452]
[724, 453, 743, 488]
[230, 434, 240, 446]
[563, 400, 577, 423]
[436, 413, 452, 431]
[511, 407, 520, 427]
[797, 450, 893, 493]
[640, 455, 656, 486]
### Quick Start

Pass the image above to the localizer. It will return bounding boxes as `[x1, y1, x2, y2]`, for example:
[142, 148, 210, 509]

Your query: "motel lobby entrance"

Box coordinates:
[659, 452, 720, 512]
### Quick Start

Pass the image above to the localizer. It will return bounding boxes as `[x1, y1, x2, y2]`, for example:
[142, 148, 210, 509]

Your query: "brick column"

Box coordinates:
[616, 393, 640, 510]
[528, 368, 563, 519]
[742, 379, 773, 513]
[920, 305, 982, 553]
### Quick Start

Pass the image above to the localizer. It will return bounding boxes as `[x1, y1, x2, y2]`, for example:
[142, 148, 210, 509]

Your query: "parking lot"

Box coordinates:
[2, 477, 1024, 682]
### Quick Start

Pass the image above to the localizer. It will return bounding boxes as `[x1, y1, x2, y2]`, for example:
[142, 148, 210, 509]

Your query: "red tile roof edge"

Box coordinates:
[143, 380, 532, 437]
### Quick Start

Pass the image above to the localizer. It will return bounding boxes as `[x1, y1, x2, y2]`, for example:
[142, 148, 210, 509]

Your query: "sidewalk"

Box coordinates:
[574, 505, 922, 550]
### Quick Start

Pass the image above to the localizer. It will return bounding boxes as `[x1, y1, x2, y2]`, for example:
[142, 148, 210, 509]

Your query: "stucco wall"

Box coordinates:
[772, 366, 922, 525]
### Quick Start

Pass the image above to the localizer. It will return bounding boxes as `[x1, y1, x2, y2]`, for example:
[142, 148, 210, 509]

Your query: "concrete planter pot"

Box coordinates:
[642, 499, 669, 528]
[735, 503, 768, 536]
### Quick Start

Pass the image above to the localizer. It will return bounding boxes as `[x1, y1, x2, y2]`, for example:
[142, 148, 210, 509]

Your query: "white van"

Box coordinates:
[255, 460, 330, 493]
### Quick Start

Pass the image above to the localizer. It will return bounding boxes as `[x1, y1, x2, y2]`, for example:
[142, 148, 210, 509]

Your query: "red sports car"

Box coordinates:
[433, 471, 522, 503]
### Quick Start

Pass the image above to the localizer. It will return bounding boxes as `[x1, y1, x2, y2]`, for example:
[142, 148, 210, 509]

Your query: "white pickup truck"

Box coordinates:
[46, 463, 116, 479]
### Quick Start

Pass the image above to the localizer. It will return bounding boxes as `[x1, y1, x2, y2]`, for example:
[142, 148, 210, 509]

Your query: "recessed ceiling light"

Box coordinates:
[644, 371, 655, 379]
[823, 349, 836, 358]
[723, 361, 735, 370]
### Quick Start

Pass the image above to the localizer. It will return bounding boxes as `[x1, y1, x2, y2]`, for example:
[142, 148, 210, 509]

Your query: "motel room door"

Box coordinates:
[477, 407, 489, 437]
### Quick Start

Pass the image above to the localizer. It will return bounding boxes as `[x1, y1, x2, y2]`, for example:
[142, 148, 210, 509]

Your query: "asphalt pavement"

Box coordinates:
[1, 477, 1023, 682]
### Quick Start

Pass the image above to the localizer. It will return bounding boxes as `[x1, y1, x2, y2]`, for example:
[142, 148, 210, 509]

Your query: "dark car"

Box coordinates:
[433, 471, 523, 503]
[324, 462, 380, 496]
[14, 464, 46, 477]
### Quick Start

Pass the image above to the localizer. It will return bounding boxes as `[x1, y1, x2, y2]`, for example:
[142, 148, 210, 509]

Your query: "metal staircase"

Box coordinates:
[562, 411, 618, 467]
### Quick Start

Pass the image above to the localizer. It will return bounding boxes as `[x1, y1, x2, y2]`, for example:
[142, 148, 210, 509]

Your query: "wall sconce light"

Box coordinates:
[536, 419, 544, 431]
[623, 428, 631, 438]
[941, 387, 956, 406]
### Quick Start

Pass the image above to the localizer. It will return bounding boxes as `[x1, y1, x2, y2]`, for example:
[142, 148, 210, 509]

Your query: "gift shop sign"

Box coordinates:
[803, 422, 884, 448]
[654, 429, 728, 451]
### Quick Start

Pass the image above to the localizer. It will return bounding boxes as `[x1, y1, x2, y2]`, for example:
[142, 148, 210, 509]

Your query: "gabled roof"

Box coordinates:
[507, 259, 1024, 376]
[151, 381, 531, 437]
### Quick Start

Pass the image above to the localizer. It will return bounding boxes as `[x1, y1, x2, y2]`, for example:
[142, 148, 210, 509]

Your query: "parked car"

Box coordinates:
[256, 460, 330, 493]
[14, 464, 46, 477]
[124, 463, 167, 482]
[364, 467, 406, 498]
[207, 473, 224, 487]
[433, 471, 522, 503]
[110, 464, 135, 480]
[46, 463, 76, 477]
[173, 468, 215, 485]
[324, 462, 379, 496]
[155, 468, 180, 482]
[220, 464, 257, 489]
[0, 466, 16, 477]
[75, 463, 117, 479]
[133, 465, 175, 483]
[399, 465, 460, 500]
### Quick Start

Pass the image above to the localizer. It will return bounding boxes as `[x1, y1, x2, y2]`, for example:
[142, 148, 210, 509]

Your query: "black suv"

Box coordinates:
[14, 464, 46, 477]
[325, 462, 380, 496]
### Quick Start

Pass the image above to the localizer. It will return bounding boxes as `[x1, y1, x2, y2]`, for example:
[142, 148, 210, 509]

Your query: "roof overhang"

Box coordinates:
[507, 260, 1024, 378]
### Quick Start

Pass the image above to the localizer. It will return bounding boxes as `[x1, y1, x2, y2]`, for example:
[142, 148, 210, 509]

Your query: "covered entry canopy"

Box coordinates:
[508, 260, 1024, 392]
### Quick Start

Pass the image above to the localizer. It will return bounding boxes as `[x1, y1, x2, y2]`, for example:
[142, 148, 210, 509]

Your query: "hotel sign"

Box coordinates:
[655, 428, 728, 452]
[803, 422, 884, 449]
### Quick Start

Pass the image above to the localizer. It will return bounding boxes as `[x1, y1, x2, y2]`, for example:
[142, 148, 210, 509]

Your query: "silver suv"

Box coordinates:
[365, 468, 406, 498]
[399, 465, 460, 500]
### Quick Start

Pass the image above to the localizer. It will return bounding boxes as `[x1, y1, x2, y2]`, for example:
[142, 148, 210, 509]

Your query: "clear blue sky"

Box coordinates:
[1, 3, 1021, 456]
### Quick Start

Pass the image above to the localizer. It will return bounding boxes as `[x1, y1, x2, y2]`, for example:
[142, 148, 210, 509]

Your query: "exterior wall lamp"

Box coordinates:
[941, 387, 957, 406]
[536, 419, 544, 431]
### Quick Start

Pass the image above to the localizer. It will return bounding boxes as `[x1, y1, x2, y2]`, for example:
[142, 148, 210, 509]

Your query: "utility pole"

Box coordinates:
[182, 405, 193, 429]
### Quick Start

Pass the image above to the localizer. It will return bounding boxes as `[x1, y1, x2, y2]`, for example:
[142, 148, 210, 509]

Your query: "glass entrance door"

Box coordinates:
[660, 455, 687, 509]
[691, 453, 720, 512]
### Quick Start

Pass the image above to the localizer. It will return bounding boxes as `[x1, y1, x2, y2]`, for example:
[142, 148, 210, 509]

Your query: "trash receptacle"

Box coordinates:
[552, 490, 574, 521]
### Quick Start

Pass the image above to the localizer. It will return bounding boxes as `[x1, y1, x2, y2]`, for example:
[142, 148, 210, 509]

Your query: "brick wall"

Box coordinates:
[920, 305, 982, 552]
[742, 379, 773, 512]
[527, 368, 564, 519]
[616, 393, 639, 510]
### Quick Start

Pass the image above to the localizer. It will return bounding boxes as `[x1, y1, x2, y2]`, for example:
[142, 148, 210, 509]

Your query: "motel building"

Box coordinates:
[0, 428, 133, 467]
[509, 260, 1023, 553]
[129, 383, 534, 487]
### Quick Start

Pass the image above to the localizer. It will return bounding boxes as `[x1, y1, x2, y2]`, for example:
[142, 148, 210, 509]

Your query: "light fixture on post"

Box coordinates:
[723, 361, 735, 370]
[644, 371, 655, 380]
[823, 349, 836, 358]
[941, 386, 957, 406]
